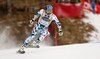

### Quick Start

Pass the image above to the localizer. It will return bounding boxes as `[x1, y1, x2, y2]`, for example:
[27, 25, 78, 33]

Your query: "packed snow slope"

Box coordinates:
[0, 43, 100, 59]
[83, 11, 100, 42]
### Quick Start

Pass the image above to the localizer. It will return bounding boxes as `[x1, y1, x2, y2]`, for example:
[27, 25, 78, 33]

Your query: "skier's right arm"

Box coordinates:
[31, 13, 40, 22]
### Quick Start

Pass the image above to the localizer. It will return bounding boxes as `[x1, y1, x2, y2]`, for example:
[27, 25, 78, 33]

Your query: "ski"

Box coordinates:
[26, 45, 40, 48]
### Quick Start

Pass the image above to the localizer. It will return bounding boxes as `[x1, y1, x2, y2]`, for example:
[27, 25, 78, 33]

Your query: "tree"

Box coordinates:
[7, 0, 12, 15]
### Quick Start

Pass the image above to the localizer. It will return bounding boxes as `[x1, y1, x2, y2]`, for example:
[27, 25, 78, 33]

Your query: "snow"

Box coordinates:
[83, 11, 100, 42]
[0, 43, 100, 59]
[0, 27, 17, 50]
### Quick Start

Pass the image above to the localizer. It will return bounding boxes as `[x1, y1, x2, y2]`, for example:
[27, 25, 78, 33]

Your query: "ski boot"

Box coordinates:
[17, 42, 28, 54]
[17, 45, 25, 54]
[29, 41, 40, 48]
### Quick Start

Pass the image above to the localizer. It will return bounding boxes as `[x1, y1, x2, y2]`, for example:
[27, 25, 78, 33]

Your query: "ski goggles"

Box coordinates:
[46, 9, 52, 13]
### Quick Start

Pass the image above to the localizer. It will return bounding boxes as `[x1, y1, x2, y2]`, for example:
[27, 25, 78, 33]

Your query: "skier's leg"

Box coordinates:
[93, 7, 95, 14]
[23, 25, 38, 45]
[36, 29, 50, 44]
[30, 33, 50, 47]
[19, 32, 38, 51]
[22, 32, 37, 46]
[92, 6, 95, 14]
[19, 25, 38, 51]
[30, 28, 50, 46]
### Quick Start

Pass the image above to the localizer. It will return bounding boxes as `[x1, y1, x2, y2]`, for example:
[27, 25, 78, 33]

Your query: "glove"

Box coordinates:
[59, 30, 63, 36]
[30, 20, 34, 24]
[30, 18, 35, 24]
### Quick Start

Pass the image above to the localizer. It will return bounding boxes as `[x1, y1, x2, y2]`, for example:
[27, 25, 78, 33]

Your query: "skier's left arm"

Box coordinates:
[30, 9, 44, 24]
[53, 15, 63, 36]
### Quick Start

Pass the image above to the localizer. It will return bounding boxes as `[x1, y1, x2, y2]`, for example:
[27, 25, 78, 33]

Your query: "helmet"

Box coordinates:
[45, 5, 53, 13]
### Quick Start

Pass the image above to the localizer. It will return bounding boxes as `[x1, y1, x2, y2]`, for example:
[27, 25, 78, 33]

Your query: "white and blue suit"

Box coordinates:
[22, 9, 62, 46]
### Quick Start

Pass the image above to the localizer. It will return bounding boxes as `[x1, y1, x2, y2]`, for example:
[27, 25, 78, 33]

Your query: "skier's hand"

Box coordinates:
[30, 20, 34, 24]
[59, 30, 63, 36]
[30, 18, 35, 24]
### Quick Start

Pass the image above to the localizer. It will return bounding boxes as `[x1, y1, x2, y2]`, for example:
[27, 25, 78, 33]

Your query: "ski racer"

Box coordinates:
[18, 5, 63, 53]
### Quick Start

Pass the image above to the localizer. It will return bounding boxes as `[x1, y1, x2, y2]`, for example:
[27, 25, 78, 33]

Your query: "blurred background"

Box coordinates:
[0, 0, 100, 49]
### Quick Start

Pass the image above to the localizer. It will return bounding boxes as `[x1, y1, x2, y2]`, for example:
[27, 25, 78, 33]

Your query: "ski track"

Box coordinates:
[0, 43, 100, 59]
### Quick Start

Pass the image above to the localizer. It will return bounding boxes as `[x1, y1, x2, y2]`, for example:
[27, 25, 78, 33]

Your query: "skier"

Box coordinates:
[18, 5, 63, 53]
